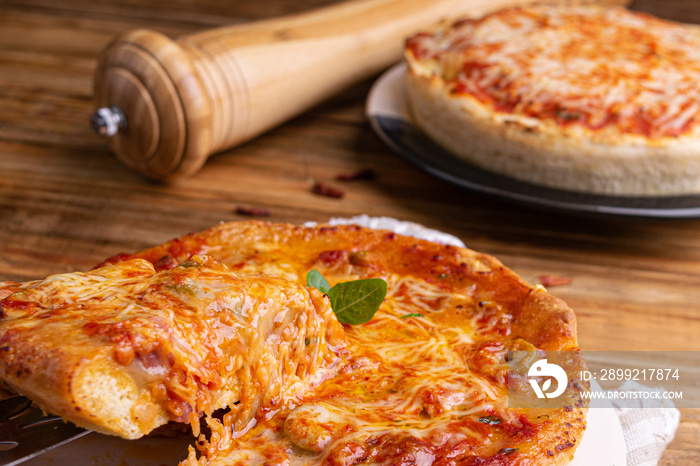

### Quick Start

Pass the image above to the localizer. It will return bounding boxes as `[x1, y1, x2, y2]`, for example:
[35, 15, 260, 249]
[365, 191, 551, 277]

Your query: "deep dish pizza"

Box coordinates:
[0, 254, 345, 439]
[0, 221, 587, 464]
[405, 6, 700, 196]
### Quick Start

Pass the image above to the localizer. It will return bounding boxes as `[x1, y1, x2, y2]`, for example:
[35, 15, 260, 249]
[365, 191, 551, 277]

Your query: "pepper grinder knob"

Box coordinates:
[91, 106, 127, 137]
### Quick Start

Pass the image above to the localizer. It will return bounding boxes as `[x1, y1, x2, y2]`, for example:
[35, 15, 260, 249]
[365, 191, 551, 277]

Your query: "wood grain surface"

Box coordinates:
[0, 0, 698, 464]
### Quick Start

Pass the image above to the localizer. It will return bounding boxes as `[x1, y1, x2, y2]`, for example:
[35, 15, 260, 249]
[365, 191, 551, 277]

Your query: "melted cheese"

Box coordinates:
[406, 6, 700, 138]
[185, 272, 549, 465]
[8, 221, 584, 464]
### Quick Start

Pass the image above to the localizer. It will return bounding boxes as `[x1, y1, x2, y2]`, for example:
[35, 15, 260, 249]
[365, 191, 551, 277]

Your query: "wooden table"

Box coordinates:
[0, 0, 698, 464]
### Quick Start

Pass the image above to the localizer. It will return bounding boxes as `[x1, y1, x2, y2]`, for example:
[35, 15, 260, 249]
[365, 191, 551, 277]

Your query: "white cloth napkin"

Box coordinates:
[315, 216, 681, 466]
[610, 381, 681, 466]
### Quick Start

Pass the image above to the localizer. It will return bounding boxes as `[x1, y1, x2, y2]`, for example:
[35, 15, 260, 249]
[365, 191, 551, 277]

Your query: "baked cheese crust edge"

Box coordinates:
[104, 221, 580, 353]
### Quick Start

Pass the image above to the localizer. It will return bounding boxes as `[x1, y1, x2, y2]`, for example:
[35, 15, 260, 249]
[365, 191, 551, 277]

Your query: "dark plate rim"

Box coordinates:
[367, 65, 700, 219]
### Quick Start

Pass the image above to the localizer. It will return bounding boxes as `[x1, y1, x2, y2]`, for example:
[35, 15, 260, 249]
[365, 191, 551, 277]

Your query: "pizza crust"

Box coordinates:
[0, 330, 157, 439]
[404, 6, 700, 196]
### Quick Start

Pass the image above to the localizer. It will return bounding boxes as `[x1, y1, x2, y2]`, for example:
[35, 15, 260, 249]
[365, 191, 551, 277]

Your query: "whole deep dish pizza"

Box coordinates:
[404, 5, 700, 196]
[0, 221, 587, 464]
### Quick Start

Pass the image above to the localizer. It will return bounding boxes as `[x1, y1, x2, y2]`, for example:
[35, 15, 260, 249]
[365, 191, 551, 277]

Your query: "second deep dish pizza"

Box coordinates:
[405, 5, 700, 196]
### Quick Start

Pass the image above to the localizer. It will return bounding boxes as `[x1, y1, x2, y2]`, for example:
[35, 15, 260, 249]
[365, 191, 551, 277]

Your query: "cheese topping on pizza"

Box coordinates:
[1, 221, 587, 464]
[97, 221, 585, 465]
[406, 6, 700, 139]
[188, 272, 575, 465]
[0, 255, 346, 439]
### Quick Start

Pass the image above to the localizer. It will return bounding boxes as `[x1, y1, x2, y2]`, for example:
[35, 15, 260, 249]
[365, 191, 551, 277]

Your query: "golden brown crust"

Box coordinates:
[404, 6, 700, 195]
[105, 221, 576, 351]
[0, 312, 164, 438]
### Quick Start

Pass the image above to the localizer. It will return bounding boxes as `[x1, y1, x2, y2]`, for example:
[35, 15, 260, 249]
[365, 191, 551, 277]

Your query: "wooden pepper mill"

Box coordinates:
[90, 0, 614, 179]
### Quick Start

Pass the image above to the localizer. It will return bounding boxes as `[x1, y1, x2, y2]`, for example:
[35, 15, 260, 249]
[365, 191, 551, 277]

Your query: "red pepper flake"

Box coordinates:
[335, 168, 376, 181]
[317, 249, 349, 265]
[311, 182, 345, 199]
[154, 255, 180, 271]
[94, 252, 133, 269]
[538, 275, 573, 287]
[235, 205, 270, 217]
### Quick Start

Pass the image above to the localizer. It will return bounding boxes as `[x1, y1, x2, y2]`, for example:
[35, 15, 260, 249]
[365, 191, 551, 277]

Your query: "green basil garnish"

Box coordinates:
[328, 278, 387, 325]
[306, 269, 330, 294]
[306, 271, 387, 325]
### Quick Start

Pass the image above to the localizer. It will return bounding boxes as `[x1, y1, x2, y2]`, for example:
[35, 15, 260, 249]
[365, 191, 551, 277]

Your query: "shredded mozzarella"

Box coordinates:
[409, 6, 700, 138]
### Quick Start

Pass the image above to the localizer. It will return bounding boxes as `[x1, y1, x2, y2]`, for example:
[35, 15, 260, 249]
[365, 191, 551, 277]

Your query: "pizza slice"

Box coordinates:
[0, 254, 346, 439]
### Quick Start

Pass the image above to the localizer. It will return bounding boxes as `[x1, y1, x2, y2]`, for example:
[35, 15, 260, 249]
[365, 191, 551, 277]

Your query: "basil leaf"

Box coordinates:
[401, 313, 424, 319]
[327, 278, 387, 325]
[306, 270, 387, 325]
[306, 269, 330, 294]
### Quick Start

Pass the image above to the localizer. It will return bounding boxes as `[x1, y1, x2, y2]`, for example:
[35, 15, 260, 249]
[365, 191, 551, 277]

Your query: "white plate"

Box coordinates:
[367, 63, 700, 218]
[571, 380, 627, 466]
